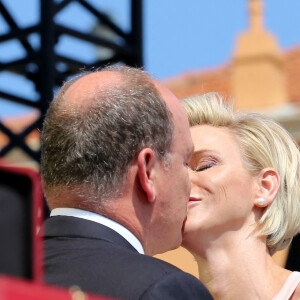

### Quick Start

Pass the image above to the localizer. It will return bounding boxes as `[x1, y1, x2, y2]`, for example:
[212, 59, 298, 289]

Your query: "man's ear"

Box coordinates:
[254, 168, 280, 208]
[137, 148, 157, 203]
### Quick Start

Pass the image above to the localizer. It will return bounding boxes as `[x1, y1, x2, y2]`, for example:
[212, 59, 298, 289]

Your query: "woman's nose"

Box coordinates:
[188, 169, 198, 189]
[188, 167, 196, 181]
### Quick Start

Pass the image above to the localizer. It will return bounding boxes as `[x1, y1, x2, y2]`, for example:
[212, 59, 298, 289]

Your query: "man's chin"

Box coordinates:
[181, 216, 187, 235]
[165, 236, 182, 253]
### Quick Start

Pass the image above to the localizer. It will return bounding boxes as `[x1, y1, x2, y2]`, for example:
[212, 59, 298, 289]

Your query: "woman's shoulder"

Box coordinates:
[273, 271, 300, 300]
[291, 280, 300, 300]
[284, 272, 300, 300]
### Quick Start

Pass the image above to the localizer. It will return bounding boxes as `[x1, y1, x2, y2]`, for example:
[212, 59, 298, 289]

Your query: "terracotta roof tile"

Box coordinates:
[165, 45, 300, 105]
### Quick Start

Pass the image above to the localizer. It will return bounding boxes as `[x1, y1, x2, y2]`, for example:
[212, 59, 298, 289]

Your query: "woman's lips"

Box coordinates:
[189, 196, 201, 202]
[187, 197, 201, 208]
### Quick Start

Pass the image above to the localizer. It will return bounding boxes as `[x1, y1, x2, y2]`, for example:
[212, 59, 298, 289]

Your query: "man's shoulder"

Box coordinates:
[124, 254, 213, 299]
[136, 253, 180, 271]
[45, 238, 212, 299]
[44, 216, 213, 299]
[140, 267, 212, 299]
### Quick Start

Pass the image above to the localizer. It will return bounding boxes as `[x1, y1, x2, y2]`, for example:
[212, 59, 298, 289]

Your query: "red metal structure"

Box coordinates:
[0, 275, 115, 300]
[0, 160, 44, 282]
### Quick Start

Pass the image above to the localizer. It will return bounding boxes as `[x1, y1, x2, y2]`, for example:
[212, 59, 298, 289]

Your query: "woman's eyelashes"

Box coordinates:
[195, 162, 215, 172]
[190, 157, 218, 172]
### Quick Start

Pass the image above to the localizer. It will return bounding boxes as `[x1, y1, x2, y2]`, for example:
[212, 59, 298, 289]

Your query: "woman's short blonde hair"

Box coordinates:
[182, 92, 300, 255]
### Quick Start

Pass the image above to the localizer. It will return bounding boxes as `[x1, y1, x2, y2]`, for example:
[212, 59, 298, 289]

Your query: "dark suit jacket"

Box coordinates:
[43, 216, 212, 299]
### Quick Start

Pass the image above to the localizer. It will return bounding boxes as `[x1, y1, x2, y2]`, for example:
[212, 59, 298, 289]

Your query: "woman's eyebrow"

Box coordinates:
[190, 150, 220, 162]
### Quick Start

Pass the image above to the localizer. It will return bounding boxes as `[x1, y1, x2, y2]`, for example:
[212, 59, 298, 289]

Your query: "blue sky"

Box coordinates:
[0, 0, 300, 116]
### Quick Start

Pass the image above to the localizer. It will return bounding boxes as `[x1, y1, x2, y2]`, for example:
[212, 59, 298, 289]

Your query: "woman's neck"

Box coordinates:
[187, 230, 290, 300]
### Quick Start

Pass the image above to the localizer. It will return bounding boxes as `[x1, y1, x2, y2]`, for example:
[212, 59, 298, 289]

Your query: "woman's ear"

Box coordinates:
[137, 148, 157, 203]
[254, 168, 280, 208]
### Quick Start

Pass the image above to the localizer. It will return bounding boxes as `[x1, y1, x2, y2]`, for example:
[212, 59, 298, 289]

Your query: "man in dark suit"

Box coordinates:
[41, 66, 212, 299]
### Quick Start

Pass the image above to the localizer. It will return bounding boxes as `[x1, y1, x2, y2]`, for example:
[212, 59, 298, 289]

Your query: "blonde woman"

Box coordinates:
[182, 93, 300, 300]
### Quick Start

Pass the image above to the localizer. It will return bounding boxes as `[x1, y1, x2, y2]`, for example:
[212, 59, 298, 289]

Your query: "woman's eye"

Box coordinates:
[188, 155, 219, 172]
[195, 162, 215, 172]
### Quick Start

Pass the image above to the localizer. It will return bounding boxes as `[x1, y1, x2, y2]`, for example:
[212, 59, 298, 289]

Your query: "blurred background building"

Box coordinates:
[164, 0, 300, 140]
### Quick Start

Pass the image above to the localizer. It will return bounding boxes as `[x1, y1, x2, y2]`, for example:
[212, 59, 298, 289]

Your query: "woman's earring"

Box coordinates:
[256, 197, 266, 207]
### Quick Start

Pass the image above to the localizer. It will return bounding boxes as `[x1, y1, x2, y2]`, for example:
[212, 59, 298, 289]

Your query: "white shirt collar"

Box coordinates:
[50, 207, 144, 254]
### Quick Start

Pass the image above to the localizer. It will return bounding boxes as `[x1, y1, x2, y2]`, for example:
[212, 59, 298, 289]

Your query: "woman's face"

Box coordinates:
[183, 125, 258, 247]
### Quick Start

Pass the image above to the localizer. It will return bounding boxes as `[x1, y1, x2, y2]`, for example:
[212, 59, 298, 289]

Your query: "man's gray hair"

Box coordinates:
[41, 65, 174, 205]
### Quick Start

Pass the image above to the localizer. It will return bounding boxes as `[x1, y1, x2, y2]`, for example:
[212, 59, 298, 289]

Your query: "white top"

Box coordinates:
[50, 207, 144, 254]
[273, 272, 300, 300]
